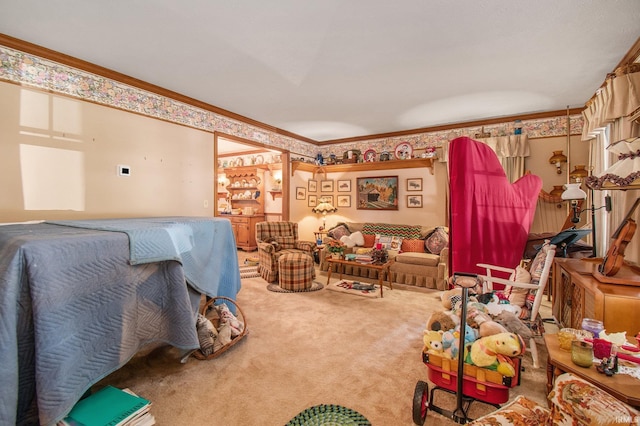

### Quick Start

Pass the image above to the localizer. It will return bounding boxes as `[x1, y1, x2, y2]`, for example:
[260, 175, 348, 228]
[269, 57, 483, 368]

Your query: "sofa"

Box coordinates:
[319, 222, 449, 290]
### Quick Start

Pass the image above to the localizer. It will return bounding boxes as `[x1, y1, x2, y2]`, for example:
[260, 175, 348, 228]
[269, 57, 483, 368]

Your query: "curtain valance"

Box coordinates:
[582, 66, 640, 140]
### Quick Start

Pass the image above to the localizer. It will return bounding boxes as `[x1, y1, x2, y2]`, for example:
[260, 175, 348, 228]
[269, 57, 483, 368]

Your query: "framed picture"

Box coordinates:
[337, 195, 351, 207]
[320, 180, 334, 192]
[319, 195, 334, 206]
[308, 194, 318, 207]
[406, 178, 423, 191]
[356, 176, 398, 210]
[337, 179, 351, 192]
[296, 187, 306, 200]
[407, 195, 423, 208]
[308, 180, 317, 192]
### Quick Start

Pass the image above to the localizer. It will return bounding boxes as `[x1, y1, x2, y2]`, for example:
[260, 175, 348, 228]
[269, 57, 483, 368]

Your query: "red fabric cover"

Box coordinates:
[449, 137, 542, 282]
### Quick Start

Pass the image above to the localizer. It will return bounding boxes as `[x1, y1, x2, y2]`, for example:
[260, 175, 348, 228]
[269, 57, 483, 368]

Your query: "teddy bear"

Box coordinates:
[442, 324, 478, 359]
[467, 332, 525, 377]
[426, 310, 459, 332]
[466, 306, 508, 337]
[422, 330, 444, 356]
[441, 284, 481, 310]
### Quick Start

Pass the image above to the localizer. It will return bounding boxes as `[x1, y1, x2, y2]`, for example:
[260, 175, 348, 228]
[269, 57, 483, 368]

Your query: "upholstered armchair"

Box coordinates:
[255, 222, 315, 282]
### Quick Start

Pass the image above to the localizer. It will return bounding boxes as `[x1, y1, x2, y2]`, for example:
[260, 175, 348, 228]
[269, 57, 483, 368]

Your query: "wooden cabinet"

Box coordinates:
[552, 258, 640, 335]
[217, 165, 268, 251]
[226, 215, 264, 251]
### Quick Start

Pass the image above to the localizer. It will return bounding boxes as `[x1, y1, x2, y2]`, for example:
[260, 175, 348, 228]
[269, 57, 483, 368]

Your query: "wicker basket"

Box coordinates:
[192, 296, 248, 360]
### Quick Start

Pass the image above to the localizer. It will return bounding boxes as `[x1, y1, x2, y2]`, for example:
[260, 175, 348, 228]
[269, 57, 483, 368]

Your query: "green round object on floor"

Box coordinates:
[286, 404, 370, 425]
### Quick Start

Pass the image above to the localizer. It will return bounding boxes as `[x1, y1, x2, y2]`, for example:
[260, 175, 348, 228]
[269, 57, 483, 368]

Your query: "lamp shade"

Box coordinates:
[586, 137, 640, 190]
[312, 200, 337, 214]
[561, 183, 587, 201]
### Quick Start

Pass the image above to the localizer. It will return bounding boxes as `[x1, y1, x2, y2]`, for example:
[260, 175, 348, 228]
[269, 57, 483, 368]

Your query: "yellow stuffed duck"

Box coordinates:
[467, 332, 525, 377]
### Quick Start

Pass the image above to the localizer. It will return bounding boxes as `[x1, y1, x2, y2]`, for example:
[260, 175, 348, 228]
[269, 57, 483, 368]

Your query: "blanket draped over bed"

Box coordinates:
[0, 217, 240, 426]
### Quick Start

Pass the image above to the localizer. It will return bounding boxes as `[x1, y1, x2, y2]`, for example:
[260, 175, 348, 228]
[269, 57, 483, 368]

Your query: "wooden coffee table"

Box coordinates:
[326, 257, 394, 298]
[544, 333, 640, 408]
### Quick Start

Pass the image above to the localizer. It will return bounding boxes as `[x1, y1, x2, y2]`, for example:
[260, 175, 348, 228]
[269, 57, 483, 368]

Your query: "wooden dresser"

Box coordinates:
[552, 258, 640, 335]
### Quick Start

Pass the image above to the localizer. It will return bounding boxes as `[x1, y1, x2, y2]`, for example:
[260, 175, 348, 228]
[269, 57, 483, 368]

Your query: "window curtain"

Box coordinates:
[582, 66, 640, 264]
[441, 134, 530, 183]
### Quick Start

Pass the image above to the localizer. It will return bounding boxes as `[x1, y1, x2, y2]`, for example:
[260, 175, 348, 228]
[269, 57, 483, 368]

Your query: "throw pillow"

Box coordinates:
[350, 231, 365, 246]
[275, 236, 296, 249]
[389, 236, 403, 250]
[328, 224, 350, 240]
[401, 238, 424, 253]
[425, 227, 448, 254]
[375, 234, 394, 249]
[340, 235, 356, 248]
[503, 266, 531, 307]
[363, 234, 376, 247]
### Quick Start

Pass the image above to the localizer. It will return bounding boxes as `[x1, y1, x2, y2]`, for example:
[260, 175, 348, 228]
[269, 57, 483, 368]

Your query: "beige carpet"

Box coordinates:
[95, 254, 554, 425]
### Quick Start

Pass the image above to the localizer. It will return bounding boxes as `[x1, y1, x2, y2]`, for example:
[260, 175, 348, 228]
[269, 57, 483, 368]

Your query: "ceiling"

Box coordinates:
[1, 1, 639, 142]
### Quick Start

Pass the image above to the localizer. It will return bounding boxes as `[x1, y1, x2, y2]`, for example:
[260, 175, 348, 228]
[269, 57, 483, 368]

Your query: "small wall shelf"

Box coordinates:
[291, 157, 436, 177]
[268, 191, 282, 200]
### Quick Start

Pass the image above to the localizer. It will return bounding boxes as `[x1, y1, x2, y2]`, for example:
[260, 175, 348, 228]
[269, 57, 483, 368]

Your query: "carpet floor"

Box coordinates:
[94, 250, 554, 425]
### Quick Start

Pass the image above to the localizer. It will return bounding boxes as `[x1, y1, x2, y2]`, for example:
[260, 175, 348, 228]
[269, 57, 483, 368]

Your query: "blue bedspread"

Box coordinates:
[47, 216, 241, 300]
[0, 217, 241, 425]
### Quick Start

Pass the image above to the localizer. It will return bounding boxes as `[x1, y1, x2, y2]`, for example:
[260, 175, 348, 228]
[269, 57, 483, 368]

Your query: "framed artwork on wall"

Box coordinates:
[296, 187, 306, 200]
[321, 180, 334, 192]
[308, 194, 317, 207]
[337, 195, 351, 208]
[337, 179, 351, 192]
[407, 195, 423, 208]
[308, 180, 317, 192]
[356, 176, 398, 210]
[406, 178, 422, 191]
[320, 195, 334, 206]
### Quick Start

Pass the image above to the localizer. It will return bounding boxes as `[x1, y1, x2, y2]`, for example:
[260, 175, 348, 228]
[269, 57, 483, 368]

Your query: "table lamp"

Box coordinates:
[312, 198, 337, 230]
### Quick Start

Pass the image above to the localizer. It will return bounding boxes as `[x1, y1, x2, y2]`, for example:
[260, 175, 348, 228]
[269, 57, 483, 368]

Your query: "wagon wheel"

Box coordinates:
[412, 380, 429, 425]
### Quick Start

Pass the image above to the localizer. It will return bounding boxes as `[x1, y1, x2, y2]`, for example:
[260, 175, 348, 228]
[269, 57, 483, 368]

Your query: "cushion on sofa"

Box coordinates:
[401, 238, 425, 253]
[363, 234, 376, 247]
[425, 227, 448, 254]
[395, 252, 440, 266]
[328, 224, 350, 240]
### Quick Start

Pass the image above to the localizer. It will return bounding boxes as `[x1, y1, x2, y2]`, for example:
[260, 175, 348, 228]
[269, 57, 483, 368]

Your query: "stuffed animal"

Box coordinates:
[423, 330, 445, 355]
[466, 307, 507, 337]
[426, 310, 458, 332]
[442, 324, 478, 359]
[484, 293, 522, 317]
[441, 284, 481, 310]
[493, 311, 532, 340]
[467, 332, 525, 377]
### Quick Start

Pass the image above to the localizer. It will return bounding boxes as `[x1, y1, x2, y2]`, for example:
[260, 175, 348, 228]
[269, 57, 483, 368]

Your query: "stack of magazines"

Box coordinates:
[354, 254, 374, 264]
[58, 385, 155, 426]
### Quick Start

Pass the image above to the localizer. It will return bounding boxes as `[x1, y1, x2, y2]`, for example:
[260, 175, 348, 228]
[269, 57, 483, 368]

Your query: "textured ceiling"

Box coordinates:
[1, 1, 639, 141]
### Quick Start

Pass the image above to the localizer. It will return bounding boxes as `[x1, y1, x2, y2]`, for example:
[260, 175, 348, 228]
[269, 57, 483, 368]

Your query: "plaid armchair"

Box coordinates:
[255, 222, 315, 282]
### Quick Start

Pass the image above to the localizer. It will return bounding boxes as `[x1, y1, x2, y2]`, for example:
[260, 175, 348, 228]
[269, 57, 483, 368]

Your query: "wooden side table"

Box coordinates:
[326, 257, 394, 297]
[543, 333, 640, 408]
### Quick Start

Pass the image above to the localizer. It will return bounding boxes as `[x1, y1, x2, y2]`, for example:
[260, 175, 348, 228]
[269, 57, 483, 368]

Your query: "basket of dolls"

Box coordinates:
[193, 296, 248, 360]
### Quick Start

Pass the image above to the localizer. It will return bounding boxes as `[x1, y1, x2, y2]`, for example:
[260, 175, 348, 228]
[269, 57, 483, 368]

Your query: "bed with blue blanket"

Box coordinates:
[0, 217, 240, 426]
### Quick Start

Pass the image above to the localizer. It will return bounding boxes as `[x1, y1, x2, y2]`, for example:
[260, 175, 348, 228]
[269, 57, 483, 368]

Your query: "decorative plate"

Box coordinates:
[394, 142, 413, 160]
[363, 149, 377, 162]
[255, 154, 264, 165]
[234, 157, 244, 167]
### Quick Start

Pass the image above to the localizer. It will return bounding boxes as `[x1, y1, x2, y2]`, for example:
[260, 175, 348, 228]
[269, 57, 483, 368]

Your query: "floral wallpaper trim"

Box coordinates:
[0, 45, 582, 160]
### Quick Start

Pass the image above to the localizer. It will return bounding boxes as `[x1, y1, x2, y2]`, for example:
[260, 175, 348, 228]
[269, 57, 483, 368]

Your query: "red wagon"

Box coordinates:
[412, 273, 522, 425]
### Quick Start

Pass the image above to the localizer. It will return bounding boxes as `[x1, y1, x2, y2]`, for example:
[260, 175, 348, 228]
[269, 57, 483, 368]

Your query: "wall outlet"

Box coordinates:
[118, 165, 131, 176]
[203, 200, 209, 208]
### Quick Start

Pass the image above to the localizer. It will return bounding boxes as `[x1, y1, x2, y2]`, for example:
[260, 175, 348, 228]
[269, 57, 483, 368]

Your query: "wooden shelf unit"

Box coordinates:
[291, 157, 436, 177]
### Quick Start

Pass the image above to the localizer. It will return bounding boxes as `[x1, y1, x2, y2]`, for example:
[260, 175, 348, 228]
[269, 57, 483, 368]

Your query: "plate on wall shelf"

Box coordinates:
[394, 142, 413, 160]
[363, 149, 377, 162]
[255, 154, 264, 165]
[234, 157, 244, 167]
[249, 178, 258, 187]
